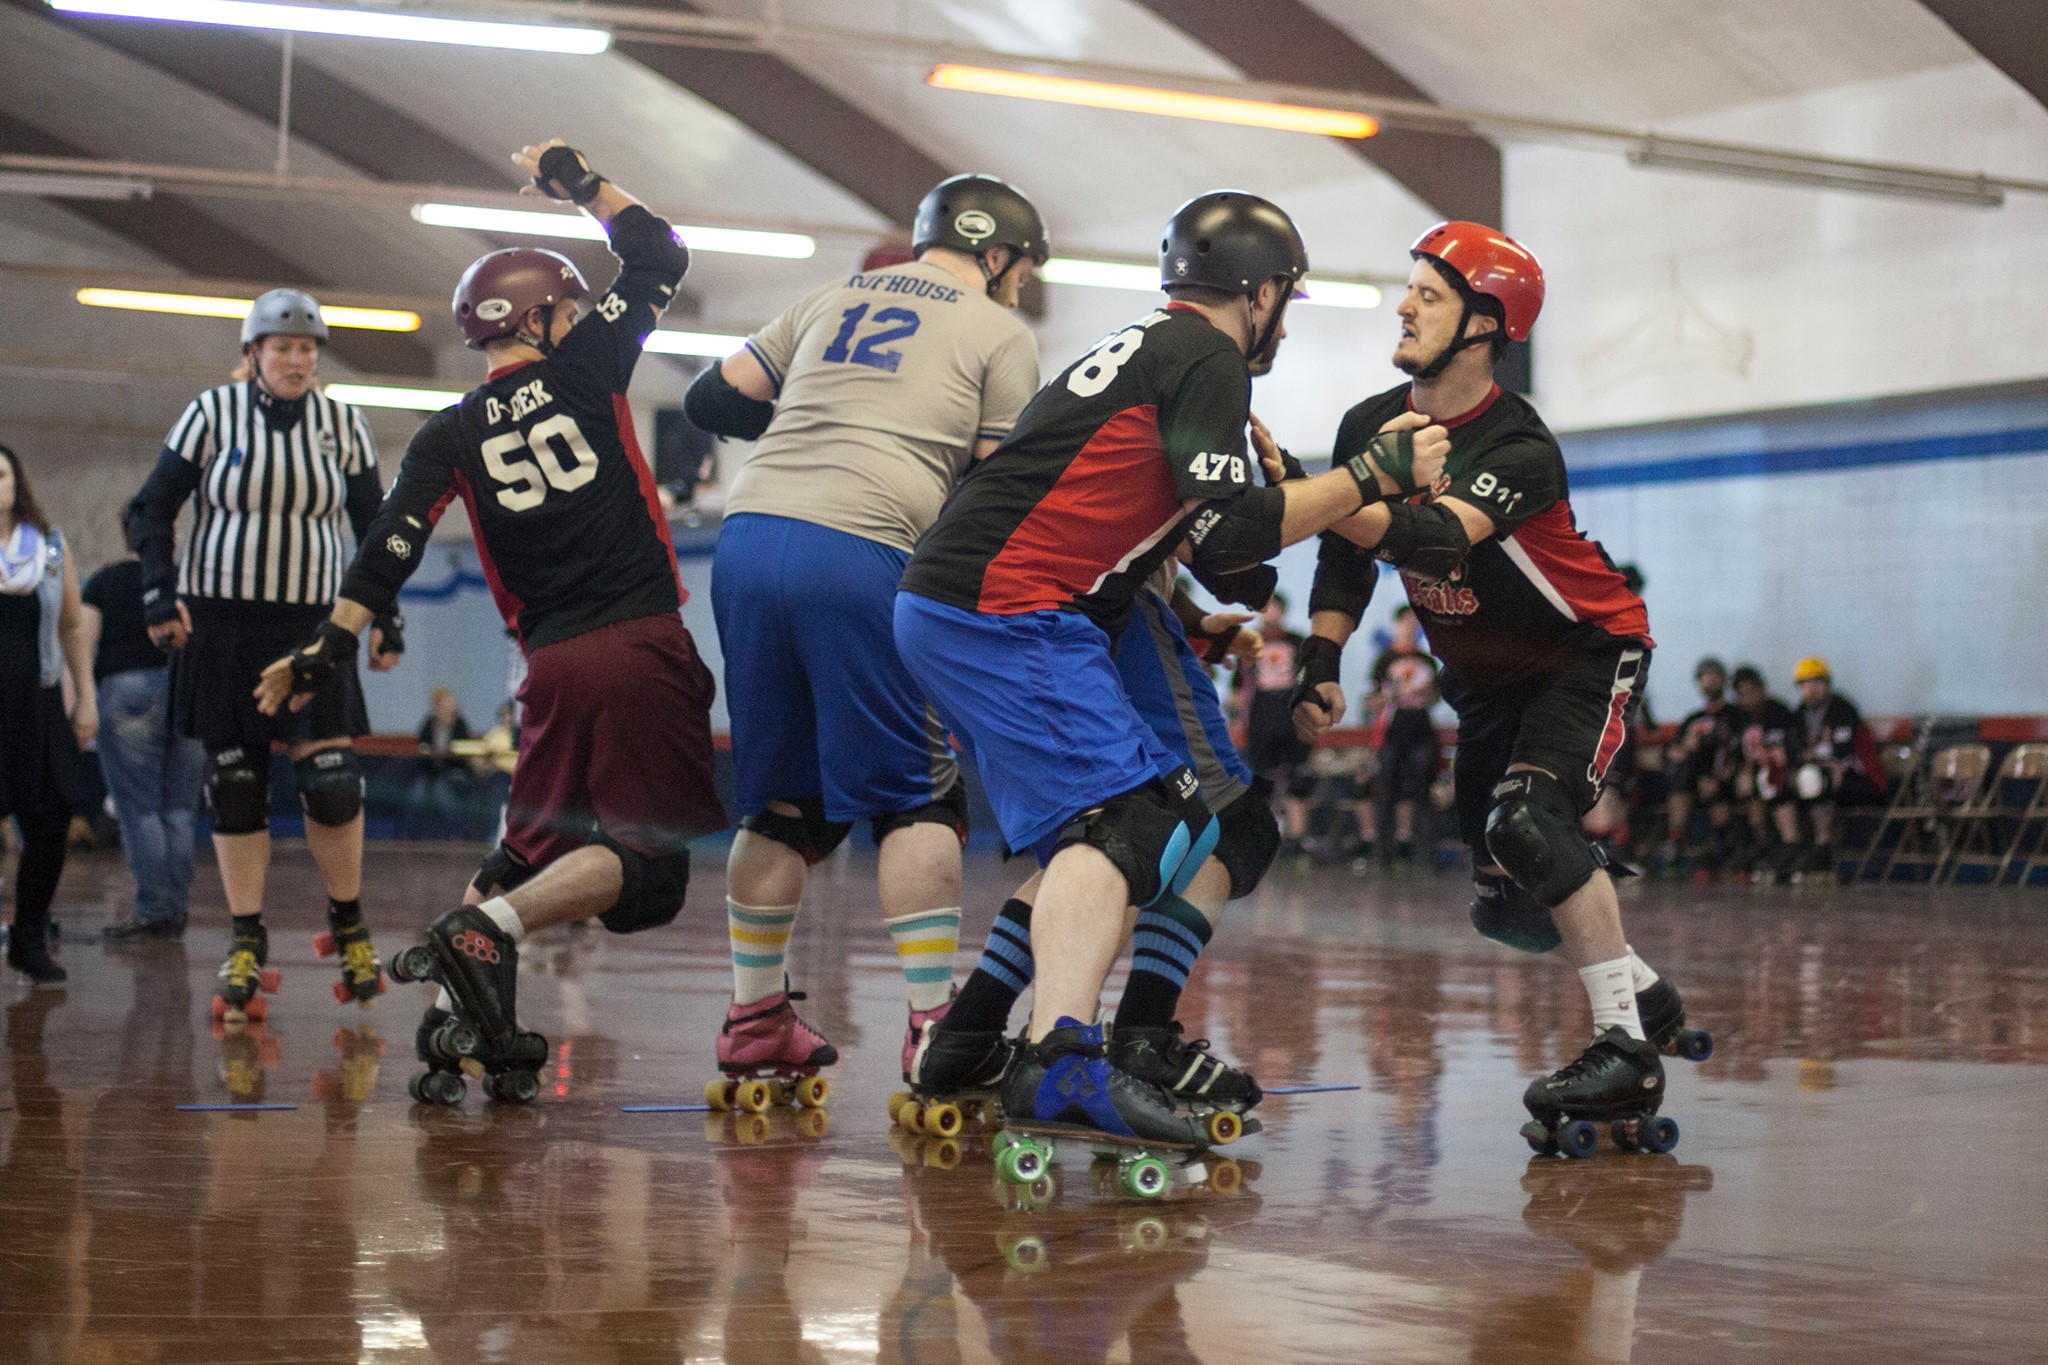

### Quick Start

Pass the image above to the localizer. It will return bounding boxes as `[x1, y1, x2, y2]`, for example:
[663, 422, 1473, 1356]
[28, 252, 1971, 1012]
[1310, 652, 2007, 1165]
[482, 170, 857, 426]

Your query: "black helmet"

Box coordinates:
[912, 174, 1050, 265]
[1159, 191, 1308, 296]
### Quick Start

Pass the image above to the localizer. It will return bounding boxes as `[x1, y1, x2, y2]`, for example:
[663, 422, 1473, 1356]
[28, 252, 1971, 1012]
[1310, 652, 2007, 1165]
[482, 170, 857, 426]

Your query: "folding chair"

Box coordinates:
[1991, 744, 2048, 887]
[1939, 744, 2046, 884]
[1862, 744, 1990, 884]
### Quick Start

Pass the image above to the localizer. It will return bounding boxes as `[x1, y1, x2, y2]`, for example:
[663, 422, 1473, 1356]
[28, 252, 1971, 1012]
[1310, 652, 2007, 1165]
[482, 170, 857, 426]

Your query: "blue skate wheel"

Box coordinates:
[1643, 1115, 1680, 1153]
[1679, 1030, 1714, 1062]
[1558, 1120, 1599, 1159]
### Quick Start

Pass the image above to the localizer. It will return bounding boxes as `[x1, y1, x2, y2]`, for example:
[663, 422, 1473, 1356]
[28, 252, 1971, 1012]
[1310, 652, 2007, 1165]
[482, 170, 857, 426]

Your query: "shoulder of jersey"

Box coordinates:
[1345, 382, 1413, 425]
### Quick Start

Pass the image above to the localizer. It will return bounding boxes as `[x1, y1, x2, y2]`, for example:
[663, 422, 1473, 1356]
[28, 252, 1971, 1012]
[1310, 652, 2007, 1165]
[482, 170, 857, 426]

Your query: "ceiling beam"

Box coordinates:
[1917, 0, 2048, 112]
[1127, 0, 1500, 225]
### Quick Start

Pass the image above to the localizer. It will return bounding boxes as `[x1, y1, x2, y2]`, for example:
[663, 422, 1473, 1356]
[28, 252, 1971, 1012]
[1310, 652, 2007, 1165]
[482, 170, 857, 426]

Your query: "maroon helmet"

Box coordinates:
[452, 248, 589, 349]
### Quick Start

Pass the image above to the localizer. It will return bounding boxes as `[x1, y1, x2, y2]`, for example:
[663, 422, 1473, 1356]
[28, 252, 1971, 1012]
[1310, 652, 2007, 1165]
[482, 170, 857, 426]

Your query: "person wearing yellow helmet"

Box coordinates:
[1790, 658, 1886, 879]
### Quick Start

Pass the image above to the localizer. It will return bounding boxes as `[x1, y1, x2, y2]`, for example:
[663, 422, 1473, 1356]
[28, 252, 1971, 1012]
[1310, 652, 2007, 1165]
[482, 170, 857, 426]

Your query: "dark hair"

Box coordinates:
[1731, 665, 1765, 689]
[1393, 604, 1414, 621]
[0, 444, 50, 534]
[1418, 256, 1510, 360]
[1271, 590, 1289, 612]
[1694, 655, 1727, 680]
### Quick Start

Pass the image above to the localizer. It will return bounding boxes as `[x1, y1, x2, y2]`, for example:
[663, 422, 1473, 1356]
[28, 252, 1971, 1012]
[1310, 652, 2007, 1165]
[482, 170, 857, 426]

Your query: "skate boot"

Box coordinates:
[387, 907, 548, 1104]
[893, 1013, 1014, 1138]
[1108, 1022, 1261, 1142]
[706, 987, 836, 1113]
[313, 902, 385, 1006]
[1636, 979, 1713, 1062]
[1520, 1026, 1674, 1159]
[211, 921, 281, 1024]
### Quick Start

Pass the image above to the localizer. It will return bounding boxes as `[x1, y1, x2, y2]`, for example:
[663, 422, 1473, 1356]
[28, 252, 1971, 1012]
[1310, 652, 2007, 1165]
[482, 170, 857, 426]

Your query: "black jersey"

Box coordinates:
[1800, 692, 1879, 778]
[343, 207, 687, 650]
[900, 305, 1253, 636]
[1317, 383, 1649, 705]
[1674, 700, 1743, 779]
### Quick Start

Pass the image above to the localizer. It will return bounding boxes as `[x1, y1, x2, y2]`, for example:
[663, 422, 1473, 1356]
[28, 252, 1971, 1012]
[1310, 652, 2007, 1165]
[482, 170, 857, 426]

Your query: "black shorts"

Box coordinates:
[1248, 691, 1311, 776]
[1375, 711, 1439, 803]
[172, 598, 368, 750]
[1451, 641, 1649, 854]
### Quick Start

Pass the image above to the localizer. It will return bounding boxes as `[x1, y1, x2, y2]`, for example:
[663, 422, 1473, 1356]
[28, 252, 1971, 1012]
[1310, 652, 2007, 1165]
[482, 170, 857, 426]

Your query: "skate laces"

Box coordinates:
[223, 947, 262, 989]
[342, 939, 380, 983]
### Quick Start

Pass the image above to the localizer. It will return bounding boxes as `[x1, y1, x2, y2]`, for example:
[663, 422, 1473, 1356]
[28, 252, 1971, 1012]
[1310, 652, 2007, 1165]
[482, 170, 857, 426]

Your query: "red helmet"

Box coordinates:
[1409, 222, 1544, 341]
[452, 248, 589, 349]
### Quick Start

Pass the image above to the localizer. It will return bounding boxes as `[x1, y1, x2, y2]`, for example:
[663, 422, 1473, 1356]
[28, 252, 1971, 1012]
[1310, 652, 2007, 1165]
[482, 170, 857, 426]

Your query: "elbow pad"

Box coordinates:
[684, 363, 775, 441]
[338, 511, 430, 619]
[1377, 501, 1471, 580]
[1189, 561, 1277, 611]
[1308, 532, 1377, 623]
[1183, 486, 1284, 578]
[607, 205, 690, 283]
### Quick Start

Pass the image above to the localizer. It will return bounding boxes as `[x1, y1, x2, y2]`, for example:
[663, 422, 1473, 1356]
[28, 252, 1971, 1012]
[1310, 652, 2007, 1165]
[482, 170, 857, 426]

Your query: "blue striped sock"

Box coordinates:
[1115, 895, 1214, 1031]
[945, 898, 1034, 1032]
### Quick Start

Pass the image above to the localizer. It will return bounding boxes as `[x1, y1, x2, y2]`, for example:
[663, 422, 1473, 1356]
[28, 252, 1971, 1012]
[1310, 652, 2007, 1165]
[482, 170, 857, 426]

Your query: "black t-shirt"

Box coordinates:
[901, 305, 1253, 637]
[1317, 384, 1649, 705]
[1674, 700, 1743, 778]
[81, 559, 168, 679]
[1738, 697, 1799, 767]
[342, 206, 689, 651]
[1371, 644, 1441, 744]
[1800, 693, 1870, 773]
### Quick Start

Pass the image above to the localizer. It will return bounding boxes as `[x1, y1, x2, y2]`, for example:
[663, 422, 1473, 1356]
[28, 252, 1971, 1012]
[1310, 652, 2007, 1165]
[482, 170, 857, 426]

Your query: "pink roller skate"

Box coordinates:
[705, 988, 837, 1114]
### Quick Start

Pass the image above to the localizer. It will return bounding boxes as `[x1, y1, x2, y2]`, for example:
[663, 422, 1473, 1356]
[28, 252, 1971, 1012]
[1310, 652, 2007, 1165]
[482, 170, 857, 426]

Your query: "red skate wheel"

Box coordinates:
[313, 932, 337, 957]
[794, 1075, 829, 1109]
[259, 970, 282, 993]
[244, 996, 269, 1022]
[1205, 1110, 1243, 1146]
[333, 981, 353, 1005]
[210, 996, 229, 1021]
[734, 1080, 773, 1114]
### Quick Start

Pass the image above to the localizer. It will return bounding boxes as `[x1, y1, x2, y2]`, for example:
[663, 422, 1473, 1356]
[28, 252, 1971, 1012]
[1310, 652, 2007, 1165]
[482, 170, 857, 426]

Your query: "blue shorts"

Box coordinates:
[893, 592, 1179, 862]
[1116, 593, 1252, 813]
[713, 514, 957, 824]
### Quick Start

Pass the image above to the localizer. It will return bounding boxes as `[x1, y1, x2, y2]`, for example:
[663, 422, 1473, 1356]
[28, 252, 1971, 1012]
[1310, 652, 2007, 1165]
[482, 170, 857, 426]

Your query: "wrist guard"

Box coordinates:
[1340, 448, 1388, 511]
[536, 144, 606, 206]
[372, 610, 406, 657]
[1366, 427, 1431, 495]
[143, 589, 182, 628]
[286, 621, 360, 700]
[1265, 444, 1307, 486]
[1291, 634, 1344, 716]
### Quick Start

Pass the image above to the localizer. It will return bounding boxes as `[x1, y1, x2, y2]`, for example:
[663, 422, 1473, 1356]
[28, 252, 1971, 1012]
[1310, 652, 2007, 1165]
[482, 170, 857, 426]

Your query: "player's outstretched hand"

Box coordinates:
[1249, 413, 1304, 484]
[513, 139, 605, 205]
[254, 654, 298, 716]
[254, 622, 359, 716]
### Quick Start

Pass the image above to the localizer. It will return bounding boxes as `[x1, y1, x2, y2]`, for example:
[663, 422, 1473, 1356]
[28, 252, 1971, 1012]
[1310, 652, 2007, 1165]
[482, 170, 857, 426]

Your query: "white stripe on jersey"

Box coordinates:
[1498, 533, 1580, 623]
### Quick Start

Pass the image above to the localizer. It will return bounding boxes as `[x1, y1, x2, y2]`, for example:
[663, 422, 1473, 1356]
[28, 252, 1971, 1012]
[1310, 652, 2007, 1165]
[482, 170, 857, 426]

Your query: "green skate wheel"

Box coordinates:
[1122, 1215, 1169, 1251]
[1000, 1233, 1049, 1271]
[1118, 1155, 1171, 1199]
[995, 1138, 1049, 1185]
[991, 1128, 1022, 1154]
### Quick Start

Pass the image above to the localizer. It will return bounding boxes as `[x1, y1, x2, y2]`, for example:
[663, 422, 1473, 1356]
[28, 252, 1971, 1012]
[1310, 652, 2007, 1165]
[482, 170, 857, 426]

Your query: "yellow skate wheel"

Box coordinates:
[921, 1101, 964, 1139]
[704, 1078, 734, 1111]
[734, 1079, 773, 1114]
[794, 1075, 829, 1108]
[1206, 1110, 1243, 1146]
[1210, 1158, 1244, 1196]
[795, 1106, 831, 1139]
[898, 1101, 925, 1135]
[736, 1113, 771, 1145]
[887, 1090, 913, 1122]
[923, 1137, 963, 1170]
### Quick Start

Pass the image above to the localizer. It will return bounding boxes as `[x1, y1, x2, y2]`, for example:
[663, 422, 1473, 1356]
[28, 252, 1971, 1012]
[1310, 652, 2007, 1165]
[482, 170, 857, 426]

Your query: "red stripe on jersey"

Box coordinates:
[1409, 383, 1501, 429]
[976, 405, 1181, 615]
[1589, 651, 1643, 784]
[451, 467, 526, 641]
[612, 394, 687, 605]
[1502, 502, 1653, 643]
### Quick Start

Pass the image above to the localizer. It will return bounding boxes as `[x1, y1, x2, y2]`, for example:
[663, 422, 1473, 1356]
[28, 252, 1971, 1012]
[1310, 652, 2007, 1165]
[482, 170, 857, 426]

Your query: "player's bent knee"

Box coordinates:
[593, 835, 692, 934]
[205, 746, 270, 835]
[1484, 769, 1599, 908]
[293, 748, 363, 827]
[1214, 780, 1281, 900]
[1054, 767, 1217, 910]
[471, 842, 539, 898]
[1469, 869, 1562, 953]
[870, 780, 970, 848]
[743, 797, 853, 866]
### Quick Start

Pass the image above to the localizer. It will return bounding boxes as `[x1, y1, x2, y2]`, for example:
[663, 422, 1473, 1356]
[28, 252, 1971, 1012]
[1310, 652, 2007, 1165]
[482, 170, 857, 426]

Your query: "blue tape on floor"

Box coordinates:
[1263, 1084, 1362, 1095]
[620, 1104, 714, 1113]
[177, 1103, 299, 1112]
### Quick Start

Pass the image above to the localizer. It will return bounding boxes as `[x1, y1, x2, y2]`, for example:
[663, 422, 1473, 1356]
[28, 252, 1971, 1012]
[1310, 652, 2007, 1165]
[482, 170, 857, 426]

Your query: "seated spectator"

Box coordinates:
[1363, 606, 1441, 870]
[1789, 656, 1886, 877]
[1665, 657, 1745, 879]
[403, 687, 472, 840]
[1730, 664, 1801, 881]
[471, 700, 519, 839]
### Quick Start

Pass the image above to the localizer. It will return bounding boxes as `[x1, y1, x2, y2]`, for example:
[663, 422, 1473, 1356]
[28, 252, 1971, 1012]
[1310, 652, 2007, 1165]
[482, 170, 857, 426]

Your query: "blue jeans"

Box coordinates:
[96, 667, 206, 924]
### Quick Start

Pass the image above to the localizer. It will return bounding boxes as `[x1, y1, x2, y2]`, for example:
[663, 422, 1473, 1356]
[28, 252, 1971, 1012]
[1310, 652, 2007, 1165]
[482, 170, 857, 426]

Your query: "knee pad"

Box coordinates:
[205, 746, 270, 835]
[293, 748, 364, 827]
[1054, 767, 1218, 910]
[470, 842, 539, 898]
[870, 778, 971, 848]
[743, 797, 853, 867]
[1469, 869, 1561, 953]
[1484, 769, 1599, 908]
[1214, 781, 1281, 900]
[593, 835, 692, 935]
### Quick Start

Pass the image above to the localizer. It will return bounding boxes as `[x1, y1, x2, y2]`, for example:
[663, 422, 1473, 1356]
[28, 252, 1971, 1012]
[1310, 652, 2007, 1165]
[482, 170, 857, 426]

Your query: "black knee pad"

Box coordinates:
[1469, 869, 1562, 953]
[1484, 769, 1599, 908]
[205, 746, 270, 835]
[743, 797, 853, 867]
[294, 748, 363, 827]
[593, 835, 692, 934]
[1214, 780, 1281, 900]
[470, 842, 539, 898]
[870, 779, 971, 848]
[1054, 767, 1218, 910]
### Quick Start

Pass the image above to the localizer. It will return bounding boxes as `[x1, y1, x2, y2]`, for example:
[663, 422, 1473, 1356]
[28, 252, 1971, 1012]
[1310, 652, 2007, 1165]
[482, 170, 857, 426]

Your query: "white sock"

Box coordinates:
[479, 896, 527, 945]
[728, 900, 800, 1005]
[1579, 956, 1644, 1040]
[884, 906, 961, 1013]
[1626, 947, 1660, 993]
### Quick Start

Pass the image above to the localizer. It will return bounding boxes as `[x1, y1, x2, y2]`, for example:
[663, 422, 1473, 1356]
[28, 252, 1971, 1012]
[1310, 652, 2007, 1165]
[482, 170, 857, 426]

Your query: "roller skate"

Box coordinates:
[313, 902, 385, 1007]
[311, 1024, 386, 1105]
[214, 1022, 282, 1102]
[705, 986, 835, 1114]
[1637, 979, 1714, 1062]
[210, 921, 281, 1024]
[1108, 1021, 1263, 1143]
[388, 907, 548, 1105]
[1520, 1026, 1675, 1159]
[891, 1001, 1012, 1139]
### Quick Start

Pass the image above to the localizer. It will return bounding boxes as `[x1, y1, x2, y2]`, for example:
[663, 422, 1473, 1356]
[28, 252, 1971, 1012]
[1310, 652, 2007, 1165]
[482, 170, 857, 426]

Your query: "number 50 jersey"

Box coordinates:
[341, 206, 686, 650]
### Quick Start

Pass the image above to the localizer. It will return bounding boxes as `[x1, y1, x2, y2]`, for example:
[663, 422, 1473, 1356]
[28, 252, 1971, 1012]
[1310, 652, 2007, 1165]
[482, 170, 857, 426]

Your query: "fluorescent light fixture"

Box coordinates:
[411, 203, 816, 259]
[49, 0, 611, 53]
[1301, 280, 1382, 310]
[324, 382, 463, 411]
[0, 170, 152, 201]
[928, 63, 1377, 139]
[76, 288, 422, 332]
[644, 330, 747, 358]
[1040, 257, 1380, 308]
[1628, 140, 2004, 209]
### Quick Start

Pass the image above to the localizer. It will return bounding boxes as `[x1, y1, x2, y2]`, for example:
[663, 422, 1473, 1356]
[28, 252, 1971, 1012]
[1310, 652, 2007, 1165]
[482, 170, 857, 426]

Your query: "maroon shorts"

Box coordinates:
[506, 612, 728, 868]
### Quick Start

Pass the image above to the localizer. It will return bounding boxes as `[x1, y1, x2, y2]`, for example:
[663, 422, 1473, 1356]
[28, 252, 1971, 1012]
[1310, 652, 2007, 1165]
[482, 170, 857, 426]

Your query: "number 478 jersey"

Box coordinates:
[901, 304, 1255, 636]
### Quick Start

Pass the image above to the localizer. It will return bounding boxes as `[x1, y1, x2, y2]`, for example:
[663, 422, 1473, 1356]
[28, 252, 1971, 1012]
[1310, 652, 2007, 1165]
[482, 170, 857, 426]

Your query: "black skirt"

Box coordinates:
[0, 684, 85, 820]
[171, 598, 368, 750]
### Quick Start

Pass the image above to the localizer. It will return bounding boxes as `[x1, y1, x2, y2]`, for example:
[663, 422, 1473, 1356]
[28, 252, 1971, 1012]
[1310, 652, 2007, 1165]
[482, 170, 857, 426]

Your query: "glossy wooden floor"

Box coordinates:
[5, 845, 2046, 1364]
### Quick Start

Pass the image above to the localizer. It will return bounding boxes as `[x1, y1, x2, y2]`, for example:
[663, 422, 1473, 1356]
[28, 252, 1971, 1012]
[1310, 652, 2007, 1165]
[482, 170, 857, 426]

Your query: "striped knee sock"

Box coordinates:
[885, 907, 961, 1012]
[943, 898, 1035, 1033]
[1114, 894, 1214, 1032]
[727, 900, 800, 1005]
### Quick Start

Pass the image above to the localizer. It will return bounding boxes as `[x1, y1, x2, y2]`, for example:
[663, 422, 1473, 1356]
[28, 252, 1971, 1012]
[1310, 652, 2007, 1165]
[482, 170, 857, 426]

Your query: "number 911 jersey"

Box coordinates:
[900, 304, 1254, 637]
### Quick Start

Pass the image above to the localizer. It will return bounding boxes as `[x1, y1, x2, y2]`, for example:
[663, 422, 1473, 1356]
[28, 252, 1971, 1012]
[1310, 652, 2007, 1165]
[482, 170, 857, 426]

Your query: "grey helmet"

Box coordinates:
[241, 288, 328, 346]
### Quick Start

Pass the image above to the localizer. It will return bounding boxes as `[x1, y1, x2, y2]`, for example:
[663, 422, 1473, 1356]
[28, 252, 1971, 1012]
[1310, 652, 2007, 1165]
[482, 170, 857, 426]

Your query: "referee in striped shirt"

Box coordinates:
[127, 289, 403, 1020]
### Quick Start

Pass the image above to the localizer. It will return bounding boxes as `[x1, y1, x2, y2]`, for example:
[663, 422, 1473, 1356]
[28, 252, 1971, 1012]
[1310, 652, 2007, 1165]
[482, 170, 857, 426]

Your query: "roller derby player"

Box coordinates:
[1295, 222, 1711, 1159]
[256, 140, 725, 1105]
[895, 190, 1441, 1151]
[684, 174, 1046, 1107]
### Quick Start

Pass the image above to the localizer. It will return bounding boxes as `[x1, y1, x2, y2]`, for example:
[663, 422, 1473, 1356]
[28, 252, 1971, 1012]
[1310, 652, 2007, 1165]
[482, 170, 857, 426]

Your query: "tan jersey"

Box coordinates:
[724, 261, 1040, 552]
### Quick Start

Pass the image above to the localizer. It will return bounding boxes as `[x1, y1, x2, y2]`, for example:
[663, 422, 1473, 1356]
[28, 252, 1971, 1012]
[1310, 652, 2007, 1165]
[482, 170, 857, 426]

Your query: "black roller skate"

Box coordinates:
[388, 907, 548, 1105]
[892, 1017, 1014, 1139]
[1108, 1022, 1262, 1144]
[210, 921, 281, 1024]
[1637, 979, 1713, 1062]
[1521, 1026, 1673, 1159]
[313, 901, 385, 1007]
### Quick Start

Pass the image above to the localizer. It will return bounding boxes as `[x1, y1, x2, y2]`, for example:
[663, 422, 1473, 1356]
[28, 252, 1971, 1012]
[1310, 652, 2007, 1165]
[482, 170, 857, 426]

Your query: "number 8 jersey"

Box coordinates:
[342, 205, 687, 650]
[901, 304, 1255, 636]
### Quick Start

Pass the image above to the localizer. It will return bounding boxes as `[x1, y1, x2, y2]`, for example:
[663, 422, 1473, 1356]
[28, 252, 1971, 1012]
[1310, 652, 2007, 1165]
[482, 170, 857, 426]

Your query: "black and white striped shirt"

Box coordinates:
[133, 381, 382, 609]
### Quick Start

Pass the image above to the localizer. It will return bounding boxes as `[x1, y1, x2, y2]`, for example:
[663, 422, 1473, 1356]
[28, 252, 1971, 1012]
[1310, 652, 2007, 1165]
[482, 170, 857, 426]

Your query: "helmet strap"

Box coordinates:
[1248, 281, 1291, 367]
[1412, 300, 1496, 381]
[979, 247, 1020, 300]
[521, 303, 559, 359]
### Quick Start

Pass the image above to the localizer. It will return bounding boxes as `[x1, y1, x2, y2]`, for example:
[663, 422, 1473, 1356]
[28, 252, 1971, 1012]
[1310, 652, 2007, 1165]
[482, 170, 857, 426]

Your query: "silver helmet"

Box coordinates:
[241, 288, 328, 345]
